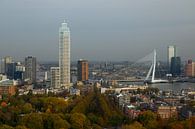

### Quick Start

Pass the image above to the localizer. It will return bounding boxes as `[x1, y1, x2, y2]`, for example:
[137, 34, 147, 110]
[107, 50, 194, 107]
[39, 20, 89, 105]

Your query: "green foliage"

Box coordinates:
[70, 113, 87, 129]
[15, 125, 28, 129]
[20, 113, 44, 129]
[92, 124, 102, 129]
[0, 124, 14, 129]
[1, 90, 194, 129]
[42, 113, 70, 129]
[108, 115, 124, 126]
[167, 122, 184, 129]
[121, 122, 146, 129]
[19, 113, 70, 129]
[70, 91, 125, 127]
[21, 103, 33, 114]
[71, 94, 93, 114]
[138, 110, 157, 126]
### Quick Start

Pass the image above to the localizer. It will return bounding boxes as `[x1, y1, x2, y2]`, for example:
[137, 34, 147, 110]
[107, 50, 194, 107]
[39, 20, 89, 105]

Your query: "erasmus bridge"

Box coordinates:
[116, 49, 169, 84]
[143, 49, 168, 83]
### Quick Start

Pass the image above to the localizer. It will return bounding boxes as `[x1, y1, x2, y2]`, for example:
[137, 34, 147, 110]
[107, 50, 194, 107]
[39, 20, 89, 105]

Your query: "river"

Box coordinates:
[118, 81, 195, 92]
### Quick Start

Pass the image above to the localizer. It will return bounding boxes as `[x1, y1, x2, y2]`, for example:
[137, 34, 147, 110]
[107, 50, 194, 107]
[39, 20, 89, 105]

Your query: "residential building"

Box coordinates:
[0, 79, 17, 97]
[1, 56, 13, 74]
[157, 106, 178, 119]
[185, 59, 195, 77]
[50, 67, 60, 88]
[77, 59, 89, 81]
[59, 21, 70, 88]
[24, 56, 36, 84]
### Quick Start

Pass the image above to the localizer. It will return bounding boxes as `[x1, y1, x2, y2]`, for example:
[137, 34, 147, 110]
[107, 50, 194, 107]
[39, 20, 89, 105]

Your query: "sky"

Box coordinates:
[0, 0, 195, 62]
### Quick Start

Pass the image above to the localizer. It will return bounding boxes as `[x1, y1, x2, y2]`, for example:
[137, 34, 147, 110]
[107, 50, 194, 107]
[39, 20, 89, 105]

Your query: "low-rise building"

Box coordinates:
[157, 106, 178, 119]
[0, 79, 17, 97]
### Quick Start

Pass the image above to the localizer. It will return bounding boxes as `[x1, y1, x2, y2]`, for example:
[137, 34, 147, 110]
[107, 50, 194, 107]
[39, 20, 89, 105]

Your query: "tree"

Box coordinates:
[70, 113, 87, 129]
[0, 125, 14, 129]
[22, 103, 33, 114]
[121, 122, 146, 129]
[138, 111, 157, 126]
[92, 124, 102, 129]
[42, 114, 70, 129]
[15, 125, 28, 129]
[20, 113, 43, 129]
[168, 122, 184, 129]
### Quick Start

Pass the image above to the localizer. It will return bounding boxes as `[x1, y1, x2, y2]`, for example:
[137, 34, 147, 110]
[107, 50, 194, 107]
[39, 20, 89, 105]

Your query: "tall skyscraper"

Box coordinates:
[77, 59, 89, 82]
[167, 45, 176, 70]
[1, 56, 13, 74]
[24, 56, 36, 84]
[170, 57, 181, 77]
[185, 59, 195, 77]
[59, 21, 70, 87]
[6, 62, 17, 79]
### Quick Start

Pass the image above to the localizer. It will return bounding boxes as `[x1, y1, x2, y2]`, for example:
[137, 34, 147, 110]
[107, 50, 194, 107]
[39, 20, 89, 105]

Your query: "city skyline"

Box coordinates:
[0, 0, 195, 61]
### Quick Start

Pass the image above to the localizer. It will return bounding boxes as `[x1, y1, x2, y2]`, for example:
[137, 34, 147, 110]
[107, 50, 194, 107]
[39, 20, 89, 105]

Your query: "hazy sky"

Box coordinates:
[0, 0, 195, 62]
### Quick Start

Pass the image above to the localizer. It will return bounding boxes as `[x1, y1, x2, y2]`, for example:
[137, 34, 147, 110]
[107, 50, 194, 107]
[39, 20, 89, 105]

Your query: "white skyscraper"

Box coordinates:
[59, 21, 70, 87]
[167, 45, 176, 68]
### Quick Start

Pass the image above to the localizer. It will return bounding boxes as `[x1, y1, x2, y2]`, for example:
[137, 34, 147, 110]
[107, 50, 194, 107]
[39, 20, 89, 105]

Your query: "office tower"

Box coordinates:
[50, 67, 60, 88]
[15, 62, 25, 80]
[24, 56, 36, 84]
[44, 71, 48, 81]
[167, 45, 176, 69]
[185, 59, 195, 77]
[59, 21, 70, 87]
[77, 59, 89, 81]
[6, 62, 17, 79]
[1, 56, 13, 74]
[170, 57, 181, 77]
[71, 67, 77, 84]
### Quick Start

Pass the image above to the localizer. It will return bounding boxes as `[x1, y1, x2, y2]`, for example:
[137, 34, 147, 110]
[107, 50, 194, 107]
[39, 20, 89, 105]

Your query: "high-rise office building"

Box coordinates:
[6, 62, 17, 79]
[15, 62, 25, 80]
[77, 59, 89, 82]
[50, 67, 60, 88]
[59, 21, 70, 87]
[185, 60, 195, 77]
[1, 56, 13, 74]
[170, 57, 181, 77]
[24, 56, 36, 84]
[167, 45, 176, 70]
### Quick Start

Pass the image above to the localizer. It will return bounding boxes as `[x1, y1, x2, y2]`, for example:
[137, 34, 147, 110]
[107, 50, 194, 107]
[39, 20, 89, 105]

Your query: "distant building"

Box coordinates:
[167, 45, 176, 71]
[59, 21, 71, 88]
[44, 71, 48, 81]
[185, 59, 195, 77]
[0, 56, 13, 74]
[50, 67, 60, 88]
[4, 61, 25, 80]
[6, 62, 17, 79]
[69, 87, 80, 96]
[157, 106, 178, 119]
[14, 62, 25, 80]
[0, 74, 7, 81]
[170, 57, 181, 77]
[0, 79, 17, 97]
[77, 59, 89, 82]
[24, 56, 36, 84]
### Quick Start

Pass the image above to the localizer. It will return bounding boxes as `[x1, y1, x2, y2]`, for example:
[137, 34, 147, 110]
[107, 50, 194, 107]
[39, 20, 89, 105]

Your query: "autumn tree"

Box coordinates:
[121, 121, 146, 129]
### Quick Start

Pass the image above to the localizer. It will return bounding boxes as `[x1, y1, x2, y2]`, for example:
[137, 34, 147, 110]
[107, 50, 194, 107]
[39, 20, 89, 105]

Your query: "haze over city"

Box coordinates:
[0, 0, 195, 61]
